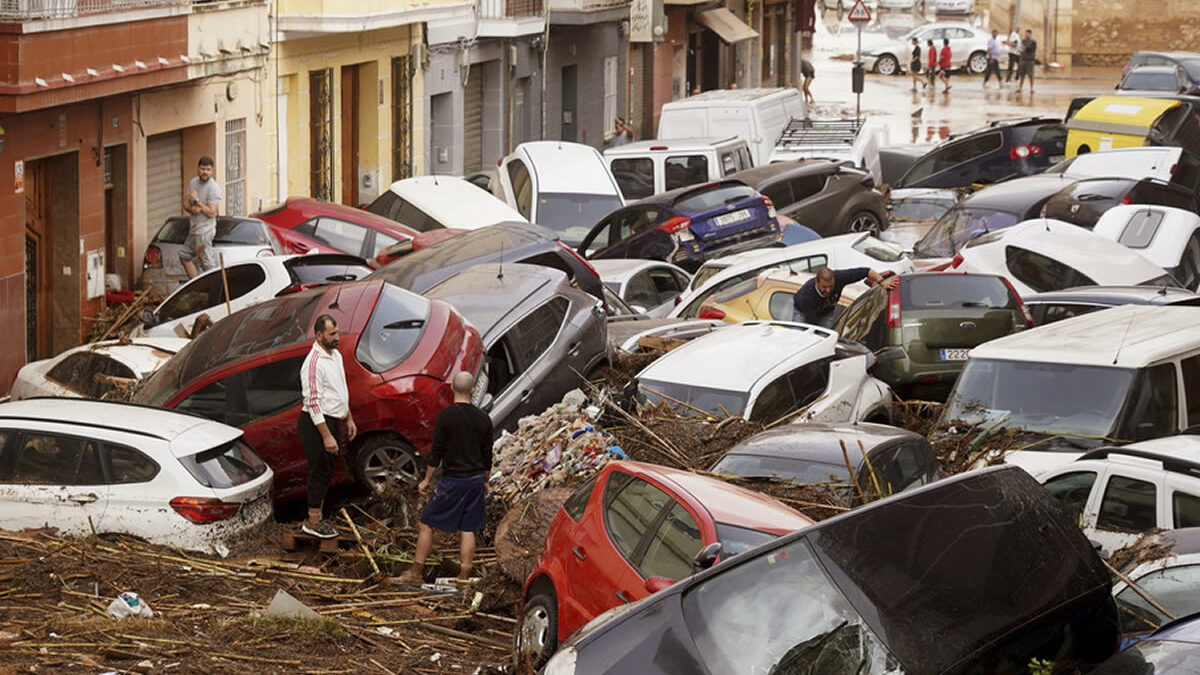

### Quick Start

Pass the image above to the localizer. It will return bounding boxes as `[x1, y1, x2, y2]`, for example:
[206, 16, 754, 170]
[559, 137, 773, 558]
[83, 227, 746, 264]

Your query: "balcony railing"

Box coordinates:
[0, 0, 189, 20]
[478, 0, 542, 19]
[546, 0, 626, 13]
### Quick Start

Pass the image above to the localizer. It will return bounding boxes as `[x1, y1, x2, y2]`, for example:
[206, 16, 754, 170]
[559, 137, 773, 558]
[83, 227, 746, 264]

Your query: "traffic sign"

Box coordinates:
[847, 0, 871, 22]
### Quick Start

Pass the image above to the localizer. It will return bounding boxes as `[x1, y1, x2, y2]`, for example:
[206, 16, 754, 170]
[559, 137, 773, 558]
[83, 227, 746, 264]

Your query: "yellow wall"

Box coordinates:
[265, 25, 423, 205]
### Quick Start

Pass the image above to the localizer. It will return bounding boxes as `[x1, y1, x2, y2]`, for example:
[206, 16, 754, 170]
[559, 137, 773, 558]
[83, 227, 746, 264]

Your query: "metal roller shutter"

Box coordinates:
[630, 44, 646, 139]
[464, 65, 484, 174]
[146, 132, 183, 231]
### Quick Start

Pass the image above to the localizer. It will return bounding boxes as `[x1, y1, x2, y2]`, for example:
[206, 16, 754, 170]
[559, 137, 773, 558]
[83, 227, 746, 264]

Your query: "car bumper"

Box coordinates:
[861, 54, 882, 71]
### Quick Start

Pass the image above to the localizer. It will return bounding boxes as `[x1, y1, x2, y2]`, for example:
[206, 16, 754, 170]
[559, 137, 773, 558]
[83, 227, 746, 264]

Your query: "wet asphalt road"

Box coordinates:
[804, 5, 1123, 147]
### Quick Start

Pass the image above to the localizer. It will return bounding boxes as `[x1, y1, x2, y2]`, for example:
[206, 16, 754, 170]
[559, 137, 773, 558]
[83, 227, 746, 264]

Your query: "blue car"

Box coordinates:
[577, 180, 780, 271]
[1090, 613, 1200, 673]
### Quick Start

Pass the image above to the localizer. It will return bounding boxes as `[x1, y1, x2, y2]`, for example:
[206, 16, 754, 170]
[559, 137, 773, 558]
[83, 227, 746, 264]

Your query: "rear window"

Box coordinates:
[214, 220, 272, 246]
[1009, 122, 1068, 147]
[154, 218, 192, 245]
[674, 184, 757, 213]
[914, 207, 1021, 258]
[1116, 209, 1165, 248]
[536, 193, 624, 246]
[1123, 70, 1181, 91]
[355, 283, 431, 373]
[179, 439, 269, 489]
[1005, 245, 1097, 293]
[637, 379, 748, 417]
[712, 453, 849, 484]
[901, 275, 1017, 310]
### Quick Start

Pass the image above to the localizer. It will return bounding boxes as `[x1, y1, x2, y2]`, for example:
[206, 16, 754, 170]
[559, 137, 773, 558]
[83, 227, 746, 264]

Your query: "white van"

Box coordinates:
[366, 175, 526, 231]
[496, 141, 625, 246]
[942, 305, 1200, 475]
[657, 88, 807, 167]
[602, 137, 754, 201]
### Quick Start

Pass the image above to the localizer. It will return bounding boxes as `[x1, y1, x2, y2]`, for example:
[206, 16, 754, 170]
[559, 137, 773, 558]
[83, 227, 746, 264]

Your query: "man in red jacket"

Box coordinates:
[938, 38, 952, 93]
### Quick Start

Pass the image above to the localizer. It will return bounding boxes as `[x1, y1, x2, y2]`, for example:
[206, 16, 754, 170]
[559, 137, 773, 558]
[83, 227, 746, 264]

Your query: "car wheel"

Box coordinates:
[876, 54, 899, 76]
[353, 435, 423, 491]
[515, 593, 558, 670]
[847, 210, 882, 235]
[967, 51, 988, 74]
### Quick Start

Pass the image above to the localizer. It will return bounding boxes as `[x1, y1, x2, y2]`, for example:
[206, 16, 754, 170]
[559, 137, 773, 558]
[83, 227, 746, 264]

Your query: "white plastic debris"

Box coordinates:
[107, 592, 153, 619]
[264, 589, 320, 620]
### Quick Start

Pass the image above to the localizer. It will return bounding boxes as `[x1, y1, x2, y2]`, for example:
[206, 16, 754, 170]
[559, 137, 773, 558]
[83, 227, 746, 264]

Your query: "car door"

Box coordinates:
[947, 28, 975, 70]
[151, 263, 269, 337]
[1089, 467, 1165, 553]
[492, 298, 571, 428]
[1041, 469, 1100, 526]
[784, 173, 834, 231]
[834, 286, 888, 350]
[0, 430, 107, 535]
[98, 441, 170, 541]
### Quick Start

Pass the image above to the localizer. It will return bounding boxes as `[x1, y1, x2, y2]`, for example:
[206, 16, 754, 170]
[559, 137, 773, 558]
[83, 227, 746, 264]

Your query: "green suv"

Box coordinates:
[834, 273, 1032, 399]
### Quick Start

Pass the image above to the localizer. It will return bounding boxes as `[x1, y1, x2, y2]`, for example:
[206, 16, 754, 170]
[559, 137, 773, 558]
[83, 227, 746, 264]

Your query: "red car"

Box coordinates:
[255, 198, 422, 264]
[132, 279, 484, 502]
[518, 461, 813, 667]
[373, 228, 466, 268]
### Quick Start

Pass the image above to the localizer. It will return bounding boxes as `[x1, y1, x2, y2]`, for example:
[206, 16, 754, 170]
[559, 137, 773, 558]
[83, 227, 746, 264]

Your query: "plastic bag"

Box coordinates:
[107, 592, 153, 619]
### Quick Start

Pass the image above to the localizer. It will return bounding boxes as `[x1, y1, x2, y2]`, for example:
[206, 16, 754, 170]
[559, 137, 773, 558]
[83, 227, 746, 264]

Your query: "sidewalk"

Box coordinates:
[1037, 64, 1123, 82]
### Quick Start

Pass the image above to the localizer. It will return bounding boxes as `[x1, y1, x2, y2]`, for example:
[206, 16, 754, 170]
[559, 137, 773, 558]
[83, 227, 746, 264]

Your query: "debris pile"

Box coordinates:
[85, 290, 159, 343]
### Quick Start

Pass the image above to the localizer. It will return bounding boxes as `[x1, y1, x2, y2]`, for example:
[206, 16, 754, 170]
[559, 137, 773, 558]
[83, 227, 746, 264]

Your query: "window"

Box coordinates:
[640, 502, 702, 581]
[611, 158, 655, 201]
[563, 474, 599, 521]
[390, 201, 442, 232]
[1118, 208, 1164, 251]
[243, 357, 306, 422]
[1029, 303, 1102, 325]
[675, 184, 757, 212]
[309, 218, 371, 256]
[760, 182, 793, 208]
[372, 231, 402, 257]
[179, 440, 266, 489]
[177, 379, 235, 425]
[1117, 363, 1178, 441]
[581, 219, 613, 258]
[46, 353, 137, 399]
[1097, 475, 1158, 532]
[287, 260, 371, 286]
[107, 444, 159, 484]
[509, 298, 568, 370]
[1174, 491, 1200, 528]
[356, 284, 432, 373]
[1041, 471, 1097, 523]
[882, 441, 939, 494]
[749, 360, 831, 424]
[789, 175, 826, 202]
[1115, 564, 1200, 634]
[157, 272, 226, 322]
[768, 292, 796, 321]
[13, 433, 87, 484]
[213, 220, 272, 246]
[625, 272, 660, 309]
[507, 159, 533, 220]
[902, 275, 1016, 310]
[835, 287, 887, 349]
[1005, 245, 1097, 293]
[604, 473, 672, 561]
[1184, 355, 1200, 428]
[665, 155, 709, 191]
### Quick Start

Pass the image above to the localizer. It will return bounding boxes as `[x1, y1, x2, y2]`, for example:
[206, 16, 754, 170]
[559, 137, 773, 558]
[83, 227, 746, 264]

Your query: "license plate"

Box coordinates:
[714, 209, 751, 227]
[940, 348, 970, 361]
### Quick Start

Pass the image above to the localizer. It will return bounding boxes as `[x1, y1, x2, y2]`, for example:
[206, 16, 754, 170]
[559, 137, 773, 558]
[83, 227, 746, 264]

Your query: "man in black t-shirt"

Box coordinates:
[793, 266, 898, 328]
[400, 371, 493, 585]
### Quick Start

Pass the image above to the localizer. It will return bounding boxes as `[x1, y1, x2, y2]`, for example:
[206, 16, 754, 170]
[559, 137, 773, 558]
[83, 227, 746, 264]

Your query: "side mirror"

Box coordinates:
[644, 576, 674, 594]
[875, 346, 907, 364]
[140, 309, 157, 327]
[480, 393, 494, 412]
[691, 542, 723, 574]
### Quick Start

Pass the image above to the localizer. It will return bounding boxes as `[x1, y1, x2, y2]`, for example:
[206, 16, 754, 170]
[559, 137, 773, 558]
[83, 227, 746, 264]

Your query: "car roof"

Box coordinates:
[0, 398, 241, 455]
[423, 263, 570, 339]
[370, 221, 558, 290]
[637, 321, 835, 391]
[959, 175, 1076, 208]
[631, 179, 752, 209]
[262, 198, 418, 235]
[511, 141, 614, 194]
[603, 137, 743, 155]
[724, 422, 923, 465]
[618, 460, 814, 533]
[385, 175, 526, 226]
[1024, 284, 1200, 306]
[729, 159, 842, 185]
[589, 258, 688, 283]
[969, 305, 1200, 367]
[1126, 65, 1182, 75]
[660, 87, 799, 105]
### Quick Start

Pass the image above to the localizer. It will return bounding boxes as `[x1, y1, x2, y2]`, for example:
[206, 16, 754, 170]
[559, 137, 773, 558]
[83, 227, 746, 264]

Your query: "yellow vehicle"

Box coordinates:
[1065, 95, 1200, 158]
[696, 268, 866, 323]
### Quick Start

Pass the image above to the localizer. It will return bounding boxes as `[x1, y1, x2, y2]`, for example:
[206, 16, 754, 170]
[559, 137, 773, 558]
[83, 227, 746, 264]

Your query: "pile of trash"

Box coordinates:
[490, 390, 625, 504]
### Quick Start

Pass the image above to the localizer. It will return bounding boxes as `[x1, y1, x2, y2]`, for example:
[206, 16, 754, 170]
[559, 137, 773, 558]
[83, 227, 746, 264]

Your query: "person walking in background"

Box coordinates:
[179, 156, 222, 279]
[799, 54, 816, 105]
[1016, 29, 1038, 93]
[1005, 27, 1021, 82]
[911, 37, 925, 91]
[400, 371, 494, 585]
[983, 29, 1004, 86]
[298, 314, 357, 539]
[938, 38, 952, 93]
[926, 39, 938, 90]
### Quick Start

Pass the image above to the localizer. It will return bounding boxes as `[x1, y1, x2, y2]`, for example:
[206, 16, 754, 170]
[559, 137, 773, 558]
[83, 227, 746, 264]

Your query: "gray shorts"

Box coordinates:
[179, 229, 216, 272]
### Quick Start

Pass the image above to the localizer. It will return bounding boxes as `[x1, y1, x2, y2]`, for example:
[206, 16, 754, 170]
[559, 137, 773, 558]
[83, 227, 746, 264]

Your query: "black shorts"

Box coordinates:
[911, 61, 921, 73]
[801, 62, 815, 79]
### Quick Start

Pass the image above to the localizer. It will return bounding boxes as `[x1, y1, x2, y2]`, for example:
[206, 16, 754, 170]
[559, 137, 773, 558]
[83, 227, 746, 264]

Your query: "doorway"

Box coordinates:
[561, 65, 577, 142]
[340, 64, 360, 207]
[24, 153, 80, 361]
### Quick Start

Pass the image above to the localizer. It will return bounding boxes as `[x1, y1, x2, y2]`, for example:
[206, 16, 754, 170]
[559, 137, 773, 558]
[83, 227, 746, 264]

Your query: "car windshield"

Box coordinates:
[637, 378, 748, 417]
[913, 206, 1021, 258]
[902, 275, 1017, 310]
[536, 192, 624, 247]
[214, 220, 272, 246]
[1181, 58, 1200, 81]
[682, 538, 899, 675]
[178, 439, 269, 489]
[356, 283, 431, 373]
[1124, 71, 1182, 91]
[712, 453, 851, 484]
[153, 218, 191, 245]
[714, 522, 782, 557]
[944, 358, 1136, 438]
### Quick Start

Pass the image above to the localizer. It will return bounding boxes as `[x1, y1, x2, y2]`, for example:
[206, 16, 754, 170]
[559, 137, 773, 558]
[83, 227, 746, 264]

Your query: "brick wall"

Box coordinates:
[1072, 0, 1200, 66]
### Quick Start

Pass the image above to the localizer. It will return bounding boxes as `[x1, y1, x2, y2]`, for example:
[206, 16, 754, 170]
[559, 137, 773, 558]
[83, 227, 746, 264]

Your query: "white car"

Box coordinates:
[933, 0, 974, 14]
[1049, 146, 1187, 184]
[141, 253, 372, 338]
[589, 259, 692, 317]
[862, 22, 990, 76]
[10, 337, 189, 400]
[1109, 527, 1200, 637]
[0, 398, 273, 552]
[496, 141, 626, 247]
[947, 218, 1180, 297]
[671, 232, 915, 319]
[631, 321, 893, 424]
[877, 0, 916, 9]
[365, 174, 527, 231]
[1093, 205, 1200, 291]
[1037, 436, 1200, 554]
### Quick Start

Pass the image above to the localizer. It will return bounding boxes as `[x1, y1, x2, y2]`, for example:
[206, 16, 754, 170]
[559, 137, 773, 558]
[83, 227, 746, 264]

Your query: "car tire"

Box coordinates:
[876, 54, 899, 76]
[515, 593, 558, 671]
[353, 435, 424, 492]
[846, 210, 883, 235]
[967, 51, 988, 74]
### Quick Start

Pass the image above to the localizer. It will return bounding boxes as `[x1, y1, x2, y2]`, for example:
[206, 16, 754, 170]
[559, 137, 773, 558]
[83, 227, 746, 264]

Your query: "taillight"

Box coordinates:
[144, 245, 162, 268]
[762, 196, 776, 219]
[1120, 194, 1133, 205]
[698, 306, 726, 320]
[999, 277, 1034, 326]
[1009, 145, 1043, 160]
[1170, 163, 1177, 175]
[1039, 203, 1048, 217]
[886, 279, 902, 328]
[950, 252, 965, 269]
[169, 497, 242, 524]
[657, 216, 692, 234]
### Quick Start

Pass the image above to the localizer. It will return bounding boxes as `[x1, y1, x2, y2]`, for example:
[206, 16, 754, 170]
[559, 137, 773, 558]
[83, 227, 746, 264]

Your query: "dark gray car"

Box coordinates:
[423, 263, 608, 432]
[729, 159, 889, 237]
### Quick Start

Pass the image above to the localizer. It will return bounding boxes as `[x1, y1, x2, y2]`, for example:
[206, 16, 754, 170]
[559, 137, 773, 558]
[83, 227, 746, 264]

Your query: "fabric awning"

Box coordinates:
[697, 6, 758, 43]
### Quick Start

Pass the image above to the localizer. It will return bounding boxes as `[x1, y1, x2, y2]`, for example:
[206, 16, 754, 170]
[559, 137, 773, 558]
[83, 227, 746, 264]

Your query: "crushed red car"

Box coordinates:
[255, 197, 422, 263]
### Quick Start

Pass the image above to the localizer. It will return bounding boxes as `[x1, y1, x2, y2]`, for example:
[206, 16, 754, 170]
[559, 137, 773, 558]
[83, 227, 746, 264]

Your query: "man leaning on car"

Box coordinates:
[794, 267, 898, 328]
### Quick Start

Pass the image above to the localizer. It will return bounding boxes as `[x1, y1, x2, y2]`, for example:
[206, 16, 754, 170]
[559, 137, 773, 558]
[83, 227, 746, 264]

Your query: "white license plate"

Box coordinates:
[940, 348, 970, 361]
[714, 209, 751, 227]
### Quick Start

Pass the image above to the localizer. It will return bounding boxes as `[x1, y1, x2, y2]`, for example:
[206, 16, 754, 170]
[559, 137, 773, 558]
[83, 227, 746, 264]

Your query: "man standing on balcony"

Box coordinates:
[180, 156, 222, 279]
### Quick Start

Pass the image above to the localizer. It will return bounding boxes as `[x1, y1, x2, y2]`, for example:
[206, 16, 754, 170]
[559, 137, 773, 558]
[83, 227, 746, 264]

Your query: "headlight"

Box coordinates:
[543, 646, 578, 674]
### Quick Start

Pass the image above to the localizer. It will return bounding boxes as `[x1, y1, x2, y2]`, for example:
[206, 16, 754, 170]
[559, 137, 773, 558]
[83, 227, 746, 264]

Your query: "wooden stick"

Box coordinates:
[369, 658, 398, 675]
[1104, 558, 1176, 622]
[839, 439, 865, 502]
[211, 651, 302, 665]
[341, 507, 380, 577]
[219, 252, 232, 317]
[858, 439, 885, 498]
